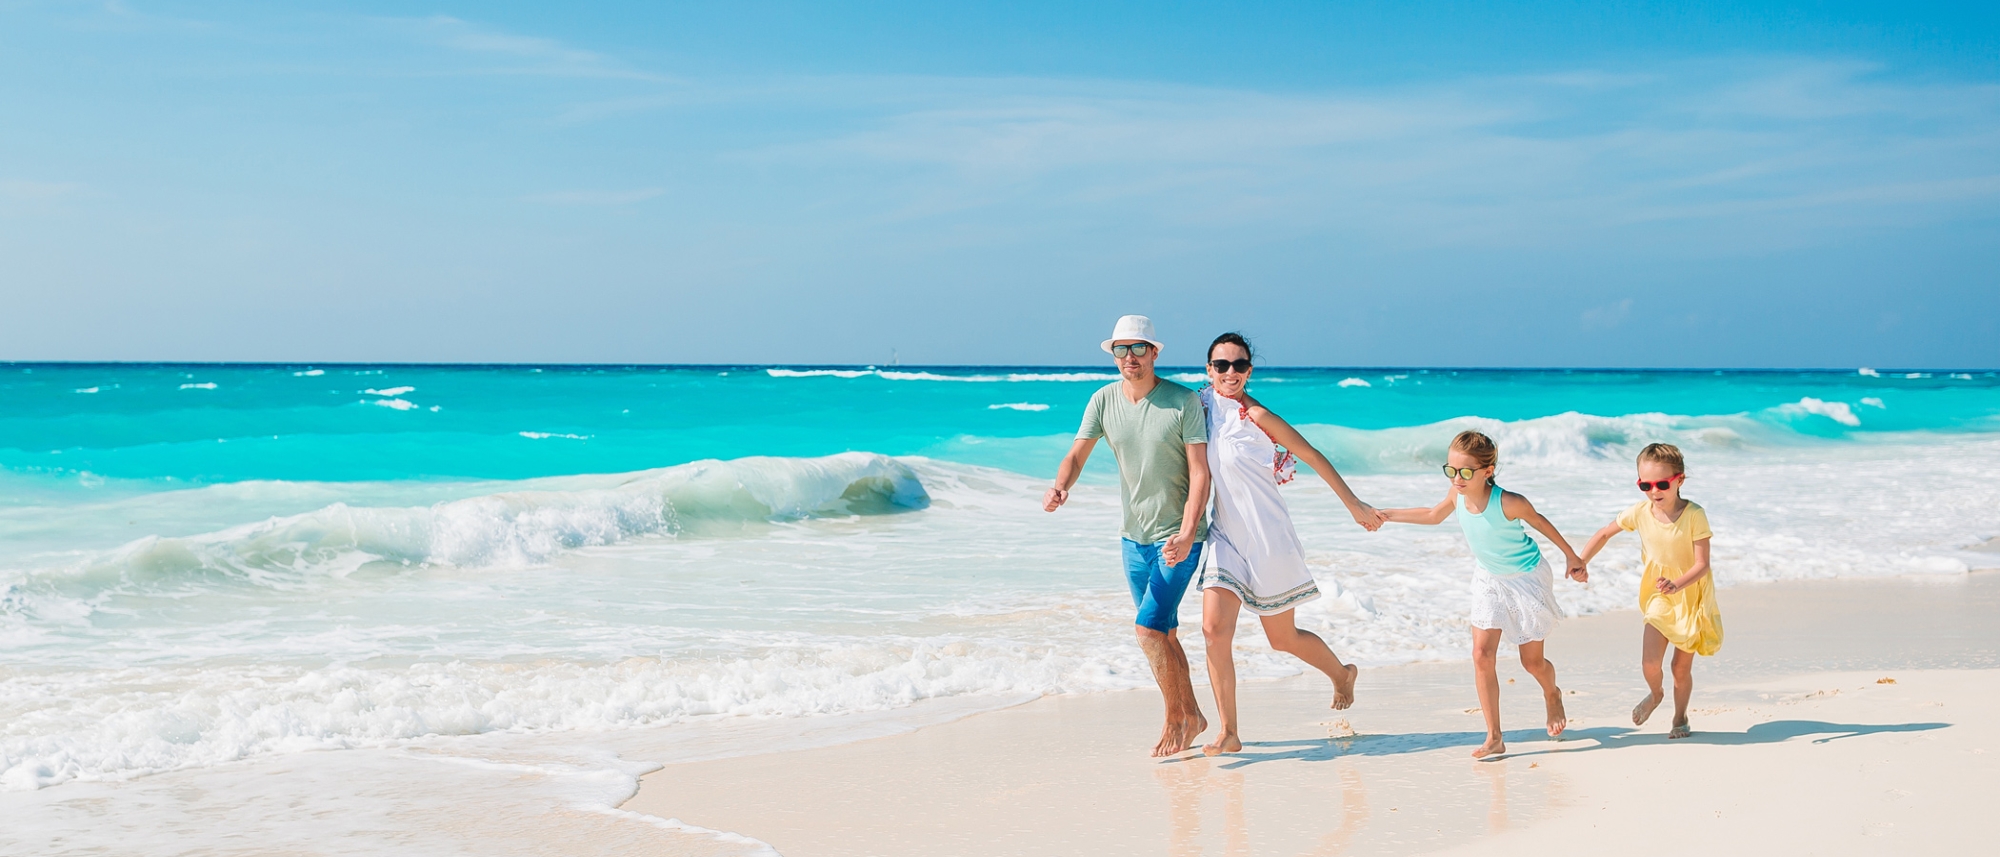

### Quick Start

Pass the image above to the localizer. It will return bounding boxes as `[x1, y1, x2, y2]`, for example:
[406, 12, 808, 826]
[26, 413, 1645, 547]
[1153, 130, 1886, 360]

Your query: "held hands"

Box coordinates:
[1042, 486, 1069, 512]
[1350, 503, 1387, 532]
[1565, 556, 1589, 583]
[1163, 531, 1194, 566]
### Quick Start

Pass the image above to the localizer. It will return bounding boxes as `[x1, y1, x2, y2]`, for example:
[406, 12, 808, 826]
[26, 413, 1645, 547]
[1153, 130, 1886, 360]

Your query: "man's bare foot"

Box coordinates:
[1668, 719, 1692, 739]
[1154, 711, 1206, 757]
[1632, 691, 1662, 726]
[1472, 735, 1506, 759]
[1331, 664, 1358, 710]
[1153, 718, 1181, 757]
[1203, 730, 1242, 756]
[1545, 688, 1568, 737]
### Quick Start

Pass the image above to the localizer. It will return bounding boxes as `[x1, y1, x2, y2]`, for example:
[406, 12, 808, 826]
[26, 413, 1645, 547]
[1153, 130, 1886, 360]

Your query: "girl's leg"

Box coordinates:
[1634, 624, 1670, 726]
[1515, 640, 1566, 737]
[1668, 647, 1696, 738]
[1470, 628, 1505, 758]
[1255, 609, 1357, 710]
[1199, 588, 1244, 755]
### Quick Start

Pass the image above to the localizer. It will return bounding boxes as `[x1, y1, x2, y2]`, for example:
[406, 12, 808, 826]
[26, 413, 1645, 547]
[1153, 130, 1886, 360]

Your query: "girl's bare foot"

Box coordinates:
[1472, 735, 1506, 759]
[1668, 719, 1692, 739]
[1631, 691, 1662, 726]
[1332, 664, 1358, 710]
[1545, 688, 1567, 737]
[1203, 730, 1242, 756]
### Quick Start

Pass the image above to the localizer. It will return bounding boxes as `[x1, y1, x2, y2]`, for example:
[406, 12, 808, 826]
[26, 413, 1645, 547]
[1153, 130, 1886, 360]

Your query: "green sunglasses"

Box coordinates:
[1110, 342, 1153, 358]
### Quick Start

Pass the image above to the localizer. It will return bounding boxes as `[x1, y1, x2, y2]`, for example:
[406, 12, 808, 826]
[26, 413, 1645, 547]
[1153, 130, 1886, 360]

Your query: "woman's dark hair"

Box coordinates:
[1207, 332, 1254, 362]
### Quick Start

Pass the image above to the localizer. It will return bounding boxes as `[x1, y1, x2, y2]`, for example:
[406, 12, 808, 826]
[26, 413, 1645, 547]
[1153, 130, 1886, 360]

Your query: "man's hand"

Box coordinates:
[1042, 486, 1069, 512]
[1163, 531, 1194, 566]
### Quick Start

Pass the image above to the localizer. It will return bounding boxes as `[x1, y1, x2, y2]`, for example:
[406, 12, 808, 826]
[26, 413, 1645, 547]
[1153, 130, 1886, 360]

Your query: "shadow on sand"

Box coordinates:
[1189, 720, 1951, 769]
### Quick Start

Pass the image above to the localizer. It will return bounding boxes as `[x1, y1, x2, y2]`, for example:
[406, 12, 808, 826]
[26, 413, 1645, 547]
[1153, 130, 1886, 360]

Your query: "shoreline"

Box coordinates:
[624, 572, 2000, 855]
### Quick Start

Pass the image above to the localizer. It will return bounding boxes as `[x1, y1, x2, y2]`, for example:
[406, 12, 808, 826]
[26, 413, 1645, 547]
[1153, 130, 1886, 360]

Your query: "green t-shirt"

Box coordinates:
[1077, 378, 1209, 544]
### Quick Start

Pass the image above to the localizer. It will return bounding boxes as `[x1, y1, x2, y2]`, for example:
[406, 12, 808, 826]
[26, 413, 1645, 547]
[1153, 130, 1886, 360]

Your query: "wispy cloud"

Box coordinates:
[522, 188, 667, 206]
[706, 60, 2000, 250]
[381, 16, 675, 82]
[0, 180, 86, 200]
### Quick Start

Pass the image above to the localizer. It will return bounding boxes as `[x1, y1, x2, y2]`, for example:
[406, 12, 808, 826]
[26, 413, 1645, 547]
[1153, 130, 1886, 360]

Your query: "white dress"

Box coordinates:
[1198, 387, 1321, 615]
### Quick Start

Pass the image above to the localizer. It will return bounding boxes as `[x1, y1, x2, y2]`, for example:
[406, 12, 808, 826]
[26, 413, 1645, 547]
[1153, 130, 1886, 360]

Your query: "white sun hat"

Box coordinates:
[1101, 315, 1164, 354]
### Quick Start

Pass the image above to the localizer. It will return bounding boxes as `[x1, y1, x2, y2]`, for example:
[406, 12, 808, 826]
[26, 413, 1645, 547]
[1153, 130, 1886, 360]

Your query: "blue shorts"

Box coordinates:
[1122, 538, 1205, 632]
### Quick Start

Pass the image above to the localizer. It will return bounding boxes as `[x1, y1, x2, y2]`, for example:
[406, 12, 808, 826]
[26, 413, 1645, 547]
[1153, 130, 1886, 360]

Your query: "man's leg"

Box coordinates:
[1128, 540, 1207, 757]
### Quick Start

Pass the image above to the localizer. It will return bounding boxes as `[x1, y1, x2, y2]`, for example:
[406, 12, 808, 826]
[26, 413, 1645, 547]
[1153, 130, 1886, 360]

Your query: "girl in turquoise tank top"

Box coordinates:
[1381, 430, 1589, 759]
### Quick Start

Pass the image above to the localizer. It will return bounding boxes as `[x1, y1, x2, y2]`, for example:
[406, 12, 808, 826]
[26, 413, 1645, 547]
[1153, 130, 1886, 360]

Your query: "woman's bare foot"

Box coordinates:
[1668, 719, 1692, 739]
[1203, 730, 1243, 756]
[1545, 688, 1567, 737]
[1471, 735, 1506, 759]
[1331, 664, 1358, 710]
[1631, 691, 1662, 726]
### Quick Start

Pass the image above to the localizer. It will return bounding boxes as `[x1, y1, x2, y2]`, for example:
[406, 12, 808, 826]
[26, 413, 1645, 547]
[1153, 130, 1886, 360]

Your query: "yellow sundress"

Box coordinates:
[1617, 500, 1723, 655]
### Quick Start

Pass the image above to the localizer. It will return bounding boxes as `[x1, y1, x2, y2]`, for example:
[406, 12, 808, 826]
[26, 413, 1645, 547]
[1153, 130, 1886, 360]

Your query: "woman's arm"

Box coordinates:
[1243, 403, 1384, 530]
[1657, 538, 1711, 594]
[1504, 492, 1587, 581]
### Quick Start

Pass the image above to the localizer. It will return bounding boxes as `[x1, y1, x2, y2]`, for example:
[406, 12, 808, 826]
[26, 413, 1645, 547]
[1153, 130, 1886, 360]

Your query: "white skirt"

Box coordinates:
[1468, 557, 1561, 645]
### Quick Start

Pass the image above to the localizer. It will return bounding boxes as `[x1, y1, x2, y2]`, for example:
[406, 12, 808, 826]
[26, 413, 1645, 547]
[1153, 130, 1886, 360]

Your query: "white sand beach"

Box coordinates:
[626, 572, 2000, 856]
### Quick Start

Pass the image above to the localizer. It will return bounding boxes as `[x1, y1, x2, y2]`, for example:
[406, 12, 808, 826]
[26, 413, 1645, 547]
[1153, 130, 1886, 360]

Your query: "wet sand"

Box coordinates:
[625, 572, 2000, 855]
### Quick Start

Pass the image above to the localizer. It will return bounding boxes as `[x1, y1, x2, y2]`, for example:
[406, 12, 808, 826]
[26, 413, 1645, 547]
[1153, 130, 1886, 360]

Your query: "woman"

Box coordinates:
[1197, 332, 1384, 755]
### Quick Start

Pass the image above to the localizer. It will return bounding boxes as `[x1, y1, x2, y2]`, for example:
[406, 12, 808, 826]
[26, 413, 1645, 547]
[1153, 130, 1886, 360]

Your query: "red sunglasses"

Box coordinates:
[1636, 475, 1682, 491]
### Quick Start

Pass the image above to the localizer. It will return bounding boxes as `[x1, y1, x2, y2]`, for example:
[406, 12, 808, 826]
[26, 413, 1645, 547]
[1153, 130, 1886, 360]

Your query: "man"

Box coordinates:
[1044, 314, 1212, 757]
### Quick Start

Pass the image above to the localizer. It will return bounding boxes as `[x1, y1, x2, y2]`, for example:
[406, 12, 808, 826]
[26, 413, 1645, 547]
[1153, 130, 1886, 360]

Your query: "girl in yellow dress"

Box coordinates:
[1579, 443, 1721, 739]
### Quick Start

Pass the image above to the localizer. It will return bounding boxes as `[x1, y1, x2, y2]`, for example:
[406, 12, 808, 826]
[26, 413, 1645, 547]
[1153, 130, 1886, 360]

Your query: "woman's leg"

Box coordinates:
[1255, 609, 1356, 710]
[1634, 623, 1670, 726]
[1515, 640, 1566, 737]
[1669, 647, 1696, 738]
[1200, 588, 1244, 755]
[1470, 627, 1505, 758]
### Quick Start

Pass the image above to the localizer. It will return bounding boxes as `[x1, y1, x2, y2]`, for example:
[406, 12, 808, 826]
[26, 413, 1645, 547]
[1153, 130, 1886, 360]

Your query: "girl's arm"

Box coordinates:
[1242, 402, 1383, 530]
[1502, 492, 1588, 582]
[1380, 492, 1456, 526]
[1657, 538, 1711, 594]
[1578, 520, 1624, 564]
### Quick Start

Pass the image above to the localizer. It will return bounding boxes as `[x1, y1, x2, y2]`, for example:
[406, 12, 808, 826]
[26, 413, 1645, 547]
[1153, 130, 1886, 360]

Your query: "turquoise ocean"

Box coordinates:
[4, 363, 1998, 849]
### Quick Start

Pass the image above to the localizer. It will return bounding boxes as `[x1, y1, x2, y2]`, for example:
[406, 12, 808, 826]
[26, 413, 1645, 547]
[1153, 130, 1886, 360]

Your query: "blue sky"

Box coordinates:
[2, 1, 1997, 368]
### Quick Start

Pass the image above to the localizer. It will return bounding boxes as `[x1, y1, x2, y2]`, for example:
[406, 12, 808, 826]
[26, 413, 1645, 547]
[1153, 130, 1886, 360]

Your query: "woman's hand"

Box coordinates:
[1164, 531, 1195, 566]
[1350, 503, 1386, 532]
[1565, 556, 1589, 583]
[1655, 575, 1683, 594]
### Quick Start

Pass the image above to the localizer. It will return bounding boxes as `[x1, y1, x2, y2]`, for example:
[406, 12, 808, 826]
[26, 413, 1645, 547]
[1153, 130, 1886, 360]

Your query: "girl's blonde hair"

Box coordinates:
[1638, 442, 1686, 475]
[1451, 430, 1499, 470]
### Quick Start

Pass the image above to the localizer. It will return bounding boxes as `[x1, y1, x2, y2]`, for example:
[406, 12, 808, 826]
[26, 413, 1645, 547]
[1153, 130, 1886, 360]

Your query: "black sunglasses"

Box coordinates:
[1637, 477, 1680, 491]
[1208, 358, 1252, 374]
[1110, 343, 1153, 358]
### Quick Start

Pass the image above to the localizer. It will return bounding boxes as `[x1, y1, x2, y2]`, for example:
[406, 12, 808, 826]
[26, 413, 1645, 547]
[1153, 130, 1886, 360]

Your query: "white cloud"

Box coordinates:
[522, 188, 668, 206]
[1581, 298, 1634, 331]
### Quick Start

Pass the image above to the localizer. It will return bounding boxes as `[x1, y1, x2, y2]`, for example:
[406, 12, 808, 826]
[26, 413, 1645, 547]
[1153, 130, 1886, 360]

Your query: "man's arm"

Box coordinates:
[1163, 441, 1209, 565]
[1043, 437, 1098, 511]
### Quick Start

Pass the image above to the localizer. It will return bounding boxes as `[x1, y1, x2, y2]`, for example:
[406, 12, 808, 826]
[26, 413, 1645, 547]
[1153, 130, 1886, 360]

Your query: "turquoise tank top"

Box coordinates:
[1454, 484, 1542, 575]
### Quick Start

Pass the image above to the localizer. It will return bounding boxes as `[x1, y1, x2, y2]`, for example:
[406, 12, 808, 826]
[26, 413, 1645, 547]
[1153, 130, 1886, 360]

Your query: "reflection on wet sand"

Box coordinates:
[1306, 767, 1370, 856]
[1476, 759, 1510, 833]
[1156, 758, 1371, 855]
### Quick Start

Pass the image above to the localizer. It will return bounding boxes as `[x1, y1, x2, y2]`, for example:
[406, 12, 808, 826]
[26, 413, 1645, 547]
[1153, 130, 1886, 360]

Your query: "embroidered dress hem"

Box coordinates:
[1201, 567, 1321, 615]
